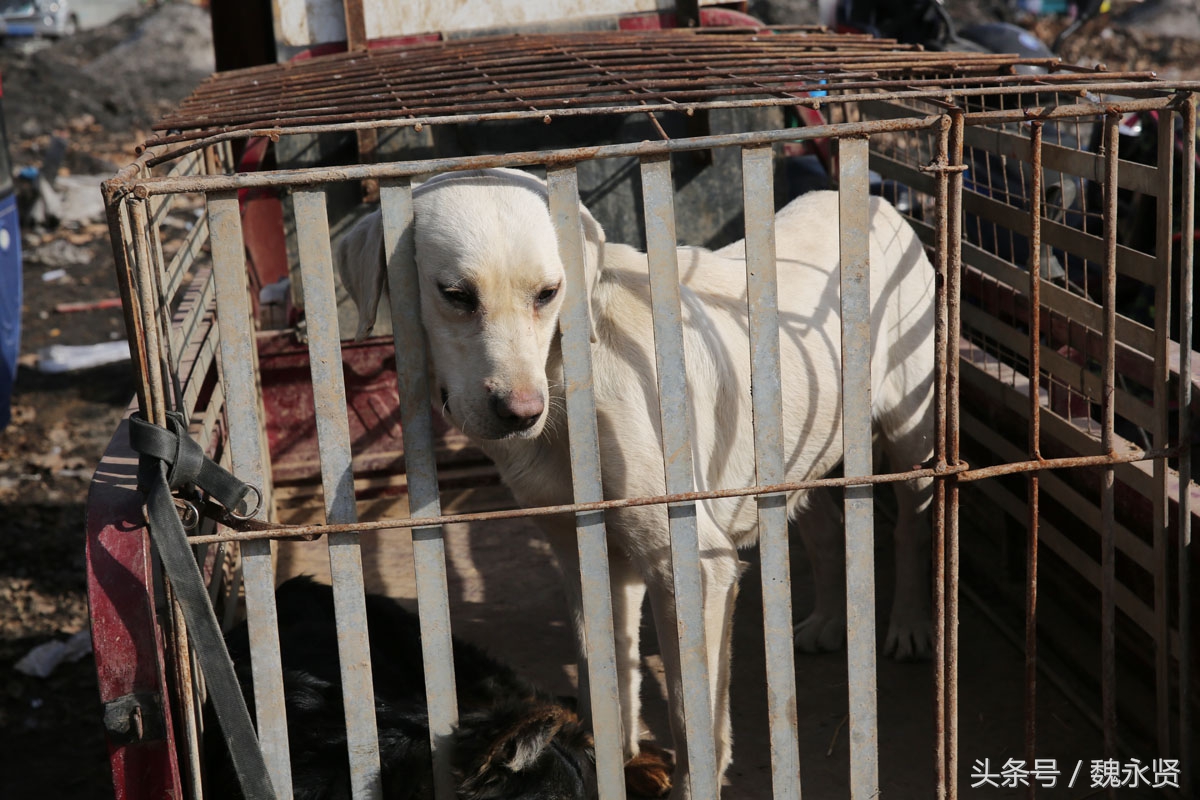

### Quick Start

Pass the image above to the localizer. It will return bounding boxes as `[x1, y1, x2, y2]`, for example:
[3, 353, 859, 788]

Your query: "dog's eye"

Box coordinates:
[535, 284, 560, 307]
[439, 284, 478, 312]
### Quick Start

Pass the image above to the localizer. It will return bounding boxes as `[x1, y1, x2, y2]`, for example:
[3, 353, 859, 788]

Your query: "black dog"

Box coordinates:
[206, 576, 595, 800]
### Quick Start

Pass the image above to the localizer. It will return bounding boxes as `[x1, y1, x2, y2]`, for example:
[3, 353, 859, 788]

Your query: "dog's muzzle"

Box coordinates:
[488, 388, 545, 433]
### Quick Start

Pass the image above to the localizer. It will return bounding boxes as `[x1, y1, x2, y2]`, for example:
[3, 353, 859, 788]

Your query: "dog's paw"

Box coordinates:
[884, 616, 933, 661]
[625, 740, 673, 798]
[793, 611, 846, 653]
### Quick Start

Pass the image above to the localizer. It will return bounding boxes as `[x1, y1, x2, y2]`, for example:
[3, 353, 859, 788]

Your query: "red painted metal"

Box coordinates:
[257, 331, 495, 490]
[85, 418, 182, 800]
[238, 138, 290, 320]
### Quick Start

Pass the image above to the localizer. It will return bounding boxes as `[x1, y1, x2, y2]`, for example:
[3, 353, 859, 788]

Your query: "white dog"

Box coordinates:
[335, 168, 936, 797]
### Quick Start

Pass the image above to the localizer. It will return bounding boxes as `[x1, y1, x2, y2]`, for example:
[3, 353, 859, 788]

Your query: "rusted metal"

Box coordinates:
[93, 28, 1200, 800]
[1025, 121, 1043, 800]
[184, 463, 972, 546]
[343, 0, 366, 51]
[954, 448, 1175, 481]
[1151, 104, 1174, 757]
[1179, 98, 1195, 797]
[135, 115, 944, 194]
[945, 109, 965, 800]
[139, 89, 1182, 171]
[167, 584, 202, 800]
[106, 194, 152, 419]
[1099, 113, 1119, 785]
[129, 200, 168, 424]
[143, 188, 182, 413]
[932, 114, 950, 800]
[138, 27, 1186, 144]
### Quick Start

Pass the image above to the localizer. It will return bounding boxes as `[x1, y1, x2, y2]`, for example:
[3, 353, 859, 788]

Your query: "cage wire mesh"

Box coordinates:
[90, 27, 1197, 800]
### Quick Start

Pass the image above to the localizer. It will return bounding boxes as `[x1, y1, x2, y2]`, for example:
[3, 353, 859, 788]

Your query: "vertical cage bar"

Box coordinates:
[130, 200, 169, 424]
[105, 193, 152, 417]
[1099, 114, 1120, 781]
[168, 580, 203, 800]
[931, 115, 951, 800]
[293, 188, 383, 800]
[838, 136, 880, 800]
[1025, 121, 1044, 800]
[546, 165, 628, 800]
[1152, 107, 1175, 757]
[378, 179, 459, 800]
[207, 190, 293, 798]
[1178, 97, 1195, 797]
[741, 144, 802, 800]
[143, 194, 182, 412]
[945, 110, 966, 800]
[639, 154, 719, 799]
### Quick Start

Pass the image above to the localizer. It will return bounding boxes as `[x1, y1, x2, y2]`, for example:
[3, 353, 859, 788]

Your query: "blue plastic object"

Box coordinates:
[0, 189, 21, 430]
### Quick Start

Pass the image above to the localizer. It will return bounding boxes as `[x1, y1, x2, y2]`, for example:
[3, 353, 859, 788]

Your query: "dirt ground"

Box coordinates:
[0, 2, 1197, 799]
[0, 3, 213, 797]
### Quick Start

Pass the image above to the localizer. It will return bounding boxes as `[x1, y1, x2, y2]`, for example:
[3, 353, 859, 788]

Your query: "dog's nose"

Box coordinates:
[489, 389, 545, 430]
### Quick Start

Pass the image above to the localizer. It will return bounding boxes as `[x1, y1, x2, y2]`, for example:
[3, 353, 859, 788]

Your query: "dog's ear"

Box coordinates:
[457, 704, 592, 799]
[577, 202, 606, 344]
[333, 211, 387, 342]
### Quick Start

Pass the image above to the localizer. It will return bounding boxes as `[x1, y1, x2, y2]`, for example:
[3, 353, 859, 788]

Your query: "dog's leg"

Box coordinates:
[543, 521, 593, 725]
[704, 548, 742, 780]
[884, 475, 934, 661]
[879, 391, 936, 660]
[645, 541, 742, 799]
[547, 520, 677, 797]
[646, 574, 692, 800]
[792, 488, 848, 653]
[610, 551, 647, 759]
[612, 550, 676, 798]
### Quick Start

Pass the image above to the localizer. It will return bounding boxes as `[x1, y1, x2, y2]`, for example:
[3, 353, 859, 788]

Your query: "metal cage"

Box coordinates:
[86, 28, 1197, 800]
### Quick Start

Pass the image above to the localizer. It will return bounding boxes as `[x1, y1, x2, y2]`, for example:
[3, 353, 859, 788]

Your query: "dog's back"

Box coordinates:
[579, 190, 935, 541]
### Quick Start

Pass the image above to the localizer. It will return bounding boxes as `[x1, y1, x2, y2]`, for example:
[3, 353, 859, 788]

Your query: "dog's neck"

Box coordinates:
[475, 336, 575, 509]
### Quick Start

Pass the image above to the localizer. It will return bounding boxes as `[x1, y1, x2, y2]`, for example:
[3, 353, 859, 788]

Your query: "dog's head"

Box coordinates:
[453, 701, 596, 800]
[336, 168, 605, 440]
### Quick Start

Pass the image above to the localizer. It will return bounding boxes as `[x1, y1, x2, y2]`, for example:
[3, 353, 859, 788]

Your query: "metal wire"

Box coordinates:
[138, 29, 1193, 165]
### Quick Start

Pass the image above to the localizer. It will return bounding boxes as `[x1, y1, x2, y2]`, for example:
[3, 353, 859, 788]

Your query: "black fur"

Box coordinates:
[206, 576, 595, 800]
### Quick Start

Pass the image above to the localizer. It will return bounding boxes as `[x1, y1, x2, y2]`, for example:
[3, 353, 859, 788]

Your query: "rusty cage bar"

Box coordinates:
[89, 28, 1197, 800]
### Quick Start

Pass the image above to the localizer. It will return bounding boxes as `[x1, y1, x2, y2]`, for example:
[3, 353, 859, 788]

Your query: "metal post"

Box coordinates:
[838, 136, 879, 800]
[1100, 115, 1120, 793]
[129, 200, 168, 425]
[1025, 120, 1044, 800]
[378, 179, 459, 800]
[1152, 105, 1175, 757]
[293, 188, 383, 800]
[932, 115, 951, 800]
[945, 110, 966, 800]
[207, 190, 293, 798]
[1178, 96, 1195, 797]
[546, 165, 628, 800]
[742, 144, 802, 800]
[639, 154, 719, 799]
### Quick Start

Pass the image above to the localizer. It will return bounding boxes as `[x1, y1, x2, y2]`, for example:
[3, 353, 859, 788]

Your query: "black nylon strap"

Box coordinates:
[131, 421, 277, 800]
[129, 412, 256, 517]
